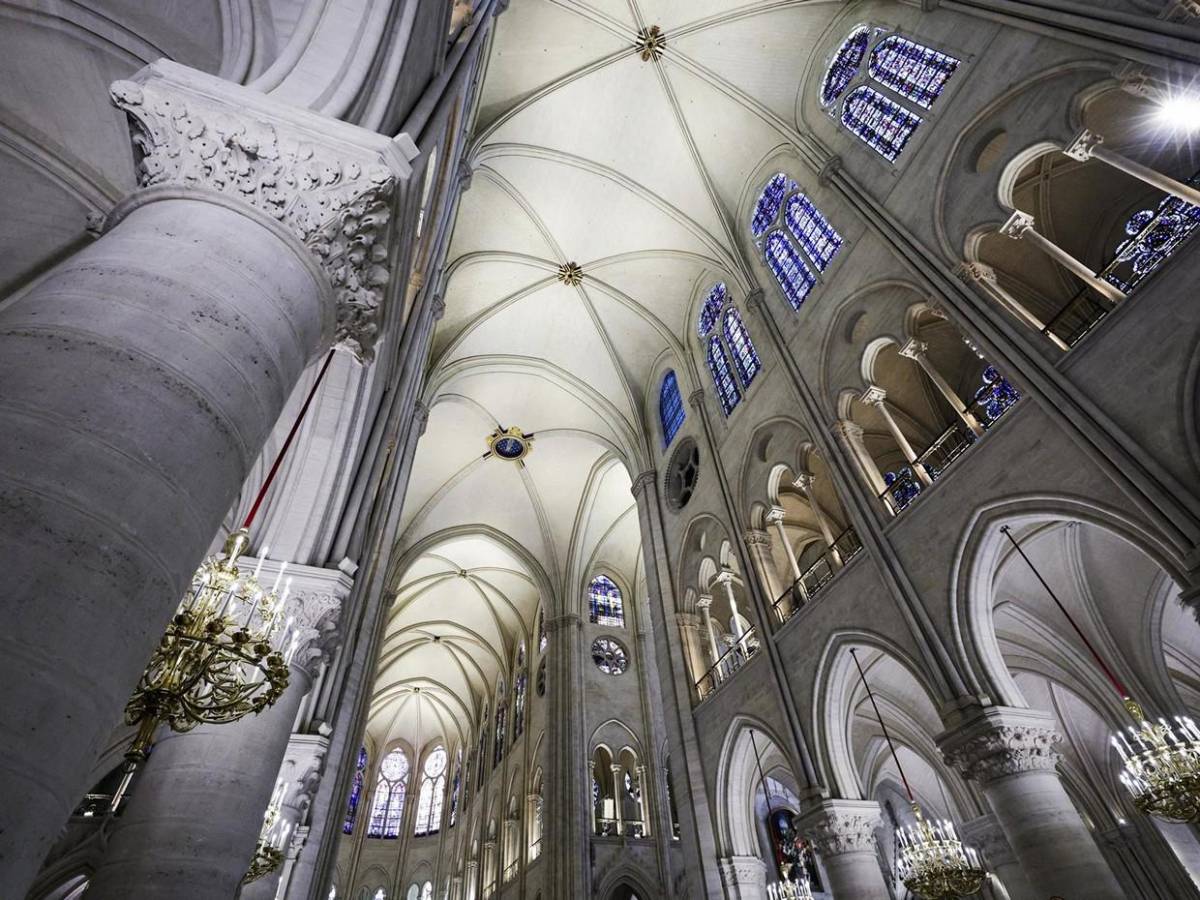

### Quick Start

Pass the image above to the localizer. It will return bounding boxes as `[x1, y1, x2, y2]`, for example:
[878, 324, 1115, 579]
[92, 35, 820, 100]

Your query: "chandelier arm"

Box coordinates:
[849, 647, 915, 802]
[999, 526, 1131, 701]
[242, 347, 336, 530]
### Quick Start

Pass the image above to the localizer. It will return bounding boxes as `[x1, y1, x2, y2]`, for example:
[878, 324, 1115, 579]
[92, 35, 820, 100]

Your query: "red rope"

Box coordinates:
[1000, 525, 1130, 699]
[242, 349, 336, 529]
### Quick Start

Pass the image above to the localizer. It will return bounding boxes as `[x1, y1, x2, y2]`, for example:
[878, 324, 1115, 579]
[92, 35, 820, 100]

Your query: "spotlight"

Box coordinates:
[1153, 94, 1200, 132]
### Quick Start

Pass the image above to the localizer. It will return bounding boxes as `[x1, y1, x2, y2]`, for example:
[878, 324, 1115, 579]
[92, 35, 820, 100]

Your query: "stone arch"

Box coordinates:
[714, 716, 797, 859]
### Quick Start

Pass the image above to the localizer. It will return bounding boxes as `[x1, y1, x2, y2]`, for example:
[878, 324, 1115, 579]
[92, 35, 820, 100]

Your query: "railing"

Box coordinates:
[880, 372, 1021, 517]
[502, 860, 518, 883]
[772, 528, 863, 625]
[625, 821, 647, 838]
[1043, 289, 1110, 348]
[593, 818, 647, 838]
[482, 882, 495, 900]
[528, 838, 542, 861]
[695, 628, 759, 700]
[595, 817, 621, 837]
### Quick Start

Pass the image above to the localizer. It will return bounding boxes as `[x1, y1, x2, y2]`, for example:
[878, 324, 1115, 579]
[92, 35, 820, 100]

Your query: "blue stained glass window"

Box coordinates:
[764, 232, 817, 310]
[343, 746, 368, 834]
[841, 86, 922, 162]
[751, 173, 794, 237]
[659, 370, 686, 448]
[785, 194, 843, 271]
[1103, 176, 1200, 293]
[368, 748, 409, 838]
[588, 574, 625, 627]
[821, 26, 870, 107]
[707, 336, 741, 416]
[698, 282, 726, 337]
[722, 308, 761, 388]
[868, 36, 959, 110]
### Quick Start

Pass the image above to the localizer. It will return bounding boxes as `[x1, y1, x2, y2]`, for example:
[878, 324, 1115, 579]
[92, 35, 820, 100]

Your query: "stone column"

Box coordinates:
[0, 60, 410, 898]
[830, 420, 889, 498]
[675, 611, 708, 684]
[952, 262, 1069, 351]
[87, 585, 341, 900]
[1000, 210, 1126, 306]
[545, 613, 588, 898]
[794, 475, 841, 560]
[696, 595, 722, 666]
[610, 764, 625, 836]
[1064, 129, 1200, 207]
[636, 764, 652, 837]
[240, 732, 334, 900]
[766, 507, 805, 584]
[716, 855, 768, 900]
[743, 528, 787, 606]
[861, 386, 934, 485]
[960, 812, 1036, 900]
[898, 339, 984, 436]
[716, 571, 747, 642]
[939, 707, 1124, 899]
[797, 799, 892, 900]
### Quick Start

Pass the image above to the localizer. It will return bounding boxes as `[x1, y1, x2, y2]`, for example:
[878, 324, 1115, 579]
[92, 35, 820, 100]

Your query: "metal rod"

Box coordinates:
[849, 647, 914, 802]
[243, 348, 337, 529]
[1000, 525, 1131, 699]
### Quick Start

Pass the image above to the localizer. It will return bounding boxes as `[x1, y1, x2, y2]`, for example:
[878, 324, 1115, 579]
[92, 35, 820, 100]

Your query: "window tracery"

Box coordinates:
[449, 747, 463, 827]
[707, 337, 741, 416]
[368, 748, 409, 838]
[722, 308, 761, 388]
[659, 370, 686, 448]
[588, 574, 625, 627]
[414, 746, 448, 836]
[343, 746, 368, 834]
[698, 282, 760, 415]
[820, 26, 958, 162]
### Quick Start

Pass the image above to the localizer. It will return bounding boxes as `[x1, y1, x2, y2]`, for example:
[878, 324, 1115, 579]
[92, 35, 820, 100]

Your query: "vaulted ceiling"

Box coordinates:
[375, 0, 847, 751]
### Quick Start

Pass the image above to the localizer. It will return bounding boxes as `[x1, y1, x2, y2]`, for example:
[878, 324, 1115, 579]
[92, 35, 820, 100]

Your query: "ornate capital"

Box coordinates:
[860, 384, 887, 406]
[456, 156, 474, 193]
[688, 389, 707, 411]
[695, 593, 713, 610]
[939, 707, 1063, 786]
[675, 612, 700, 629]
[109, 61, 416, 362]
[954, 261, 998, 287]
[792, 473, 815, 493]
[742, 529, 772, 548]
[253, 559, 350, 678]
[830, 419, 864, 442]
[798, 799, 882, 857]
[999, 210, 1035, 240]
[414, 400, 431, 436]
[277, 733, 331, 821]
[765, 506, 787, 526]
[717, 855, 767, 887]
[897, 338, 928, 361]
[1062, 128, 1103, 163]
[430, 293, 447, 322]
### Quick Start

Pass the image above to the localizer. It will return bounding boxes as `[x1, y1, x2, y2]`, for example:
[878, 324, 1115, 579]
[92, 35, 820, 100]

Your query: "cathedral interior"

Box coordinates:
[5, 1, 1200, 898]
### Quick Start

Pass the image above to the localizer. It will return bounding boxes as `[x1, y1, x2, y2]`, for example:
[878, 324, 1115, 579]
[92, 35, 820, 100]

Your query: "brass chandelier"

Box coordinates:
[1002, 526, 1200, 824]
[111, 350, 336, 812]
[850, 649, 986, 900]
[244, 780, 293, 883]
[766, 879, 813, 900]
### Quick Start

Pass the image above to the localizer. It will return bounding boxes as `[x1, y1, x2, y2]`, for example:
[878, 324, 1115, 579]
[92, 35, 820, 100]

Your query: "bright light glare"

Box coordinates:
[1154, 94, 1200, 132]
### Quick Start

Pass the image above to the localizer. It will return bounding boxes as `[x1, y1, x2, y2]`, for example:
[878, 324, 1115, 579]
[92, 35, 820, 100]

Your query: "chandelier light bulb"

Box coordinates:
[1112, 699, 1200, 823]
[896, 804, 986, 899]
[1154, 93, 1200, 132]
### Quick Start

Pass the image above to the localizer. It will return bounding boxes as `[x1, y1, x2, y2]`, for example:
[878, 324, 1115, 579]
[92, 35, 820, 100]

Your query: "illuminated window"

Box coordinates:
[868, 35, 959, 109]
[659, 370, 686, 448]
[368, 749, 409, 838]
[343, 746, 368, 834]
[588, 575, 625, 627]
[707, 337, 741, 416]
[750, 173, 794, 237]
[784, 194, 843, 271]
[840, 86, 922, 162]
[764, 233, 816, 311]
[722, 308, 761, 389]
[821, 25, 870, 107]
[414, 746, 448, 836]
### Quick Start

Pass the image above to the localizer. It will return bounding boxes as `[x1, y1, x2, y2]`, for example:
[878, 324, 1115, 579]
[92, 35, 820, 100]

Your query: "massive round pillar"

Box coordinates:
[797, 799, 892, 900]
[941, 707, 1125, 899]
[0, 59, 408, 897]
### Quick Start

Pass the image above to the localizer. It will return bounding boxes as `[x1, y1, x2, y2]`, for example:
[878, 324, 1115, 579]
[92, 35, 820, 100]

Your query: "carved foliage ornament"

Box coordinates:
[804, 808, 879, 857]
[109, 76, 399, 361]
[943, 722, 1063, 785]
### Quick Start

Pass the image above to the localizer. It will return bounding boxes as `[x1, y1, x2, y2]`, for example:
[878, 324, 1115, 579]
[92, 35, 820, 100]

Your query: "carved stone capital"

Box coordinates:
[109, 61, 416, 361]
[717, 855, 767, 887]
[675, 612, 700, 629]
[954, 261, 998, 287]
[1062, 128, 1103, 163]
[688, 389, 707, 411]
[765, 506, 787, 526]
[897, 338, 928, 361]
[695, 593, 713, 610]
[742, 529, 772, 548]
[430, 292, 447, 321]
[414, 400, 431, 436]
[277, 733, 331, 822]
[830, 419, 864, 443]
[792, 473, 815, 493]
[456, 156, 474, 193]
[253, 559, 351, 678]
[860, 384, 887, 406]
[797, 799, 882, 857]
[999, 210, 1035, 240]
[938, 707, 1063, 786]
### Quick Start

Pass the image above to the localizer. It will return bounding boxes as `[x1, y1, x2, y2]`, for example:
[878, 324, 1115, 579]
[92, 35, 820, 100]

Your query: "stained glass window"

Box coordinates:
[722, 308, 761, 389]
[591, 638, 629, 675]
[821, 26, 870, 107]
[343, 746, 368, 834]
[707, 336, 741, 415]
[697, 282, 726, 337]
[420, 884, 433, 900]
[751, 173, 794, 237]
[477, 714, 489, 785]
[368, 748, 409, 838]
[785, 194, 843, 271]
[868, 36, 959, 109]
[512, 668, 527, 741]
[588, 574, 625, 627]
[1103, 180, 1200, 293]
[493, 701, 507, 766]
[764, 232, 817, 310]
[414, 747, 447, 836]
[538, 607, 547, 654]
[659, 370, 686, 448]
[841, 86, 922, 162]
[449, 748, 462, 827]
